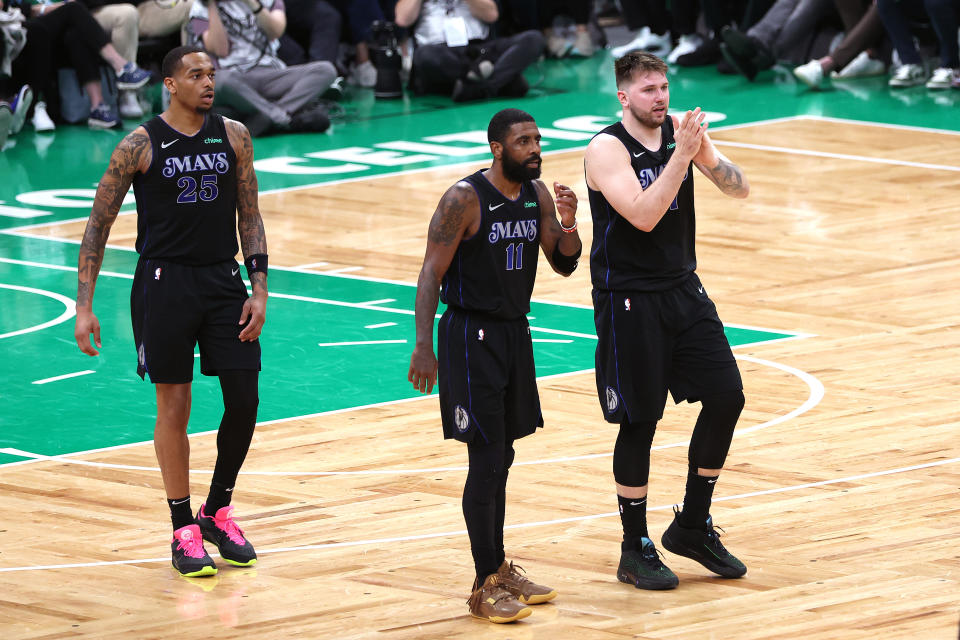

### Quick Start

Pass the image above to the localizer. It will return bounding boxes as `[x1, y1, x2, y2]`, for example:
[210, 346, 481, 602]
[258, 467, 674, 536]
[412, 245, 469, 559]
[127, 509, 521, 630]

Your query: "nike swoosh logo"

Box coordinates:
[171, 498, 190, 505]
[629, 501, 645, 506]
[707, 479, 717, 484]
[489, 203, 505, 211]
[633, 151, 646, 157]
[161, 139, 179, 149]
[698, 287, 704, 294]
[232, 268, 240, 276]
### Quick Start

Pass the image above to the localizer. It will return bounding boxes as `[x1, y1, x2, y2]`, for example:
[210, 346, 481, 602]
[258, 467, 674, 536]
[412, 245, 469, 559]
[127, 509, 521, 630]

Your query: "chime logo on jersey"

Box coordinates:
[605, 386, 619, 413]
[454, 405, 469, 432]
[488, 219, 538, 243]
[161, 152, 230, 178]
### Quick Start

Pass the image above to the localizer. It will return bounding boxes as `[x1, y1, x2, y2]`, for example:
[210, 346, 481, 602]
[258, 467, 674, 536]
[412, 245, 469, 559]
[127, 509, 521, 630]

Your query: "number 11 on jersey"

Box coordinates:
[506, 242, 524, 271]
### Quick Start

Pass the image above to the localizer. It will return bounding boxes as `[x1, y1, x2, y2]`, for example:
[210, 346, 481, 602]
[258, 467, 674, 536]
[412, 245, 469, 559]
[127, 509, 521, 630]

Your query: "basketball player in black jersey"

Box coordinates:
[408, 108, 582, 623]
[584, 52, 752, 590]
[74, 45, 267, 578]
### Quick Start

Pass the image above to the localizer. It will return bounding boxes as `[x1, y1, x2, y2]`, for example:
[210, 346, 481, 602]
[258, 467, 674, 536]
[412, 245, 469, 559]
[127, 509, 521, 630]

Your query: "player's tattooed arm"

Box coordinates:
[75, 128, 150, 355]
[704, 156, 749, 198]
[693, 133, 750, 199]
[77, 128, 151, 309]
[227, 118, 267, 293]
[408, 183, 479, 393]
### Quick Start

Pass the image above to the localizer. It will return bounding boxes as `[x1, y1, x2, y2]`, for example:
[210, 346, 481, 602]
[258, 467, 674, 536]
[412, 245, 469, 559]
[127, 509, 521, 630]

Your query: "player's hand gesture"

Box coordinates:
[674, 107, 707, 162]
[238, 292, 266, 341]
[75, 308, 102, 356]
[554, 181, 577, 226]
[408, 345, 438, 394]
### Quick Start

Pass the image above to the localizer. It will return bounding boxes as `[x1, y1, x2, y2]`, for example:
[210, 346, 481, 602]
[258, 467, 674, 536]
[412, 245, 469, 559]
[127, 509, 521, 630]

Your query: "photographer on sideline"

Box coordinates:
[187, 0, 337, 135]
[395, 0, 543, 102]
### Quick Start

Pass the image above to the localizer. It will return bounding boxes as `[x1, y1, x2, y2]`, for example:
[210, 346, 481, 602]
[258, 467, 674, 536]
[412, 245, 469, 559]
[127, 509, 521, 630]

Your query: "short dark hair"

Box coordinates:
[615, 51, 669, 88]
[162, 45, 208, 80]
[487, 108, 536, 144]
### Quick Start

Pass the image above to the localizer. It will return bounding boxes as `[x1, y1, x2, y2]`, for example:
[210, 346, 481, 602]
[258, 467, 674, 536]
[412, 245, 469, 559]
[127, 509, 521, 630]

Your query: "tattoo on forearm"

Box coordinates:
[77, 131, 149, 307]
[249, 271, 267, 294]
[709, 158, 748, 197]
[428, 187, 469, 245]
[230, 121, 268, 257]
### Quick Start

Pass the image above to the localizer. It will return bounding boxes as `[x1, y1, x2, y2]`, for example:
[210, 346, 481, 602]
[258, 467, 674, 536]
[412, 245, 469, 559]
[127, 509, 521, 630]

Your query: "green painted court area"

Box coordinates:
[0, 229, 794, 467]
[3, 54, 954, 466]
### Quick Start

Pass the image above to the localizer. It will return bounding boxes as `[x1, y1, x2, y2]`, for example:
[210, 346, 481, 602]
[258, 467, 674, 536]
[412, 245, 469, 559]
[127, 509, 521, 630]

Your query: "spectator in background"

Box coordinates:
[876, 0, 959, 89]
[187, 0, 337, 135]
[792, 0, 886, 90]
[719, 0, 841, 81]
[76, 0, 144, 118]
[9, 0, 150, 129]
[539, 0, 594, 58]
[395, 0, 544, 102]
[277, 0, 341, 67]
[138, 0, 195, 41]
[610, 0, 672, 58]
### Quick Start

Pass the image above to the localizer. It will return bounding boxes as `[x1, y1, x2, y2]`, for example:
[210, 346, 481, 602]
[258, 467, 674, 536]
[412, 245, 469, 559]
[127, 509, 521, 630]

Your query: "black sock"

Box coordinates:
[204, 482, 233, 515]
[679, 471, 717, 529]
[168, 496, 193, 531]
[618, 494, 648, 549]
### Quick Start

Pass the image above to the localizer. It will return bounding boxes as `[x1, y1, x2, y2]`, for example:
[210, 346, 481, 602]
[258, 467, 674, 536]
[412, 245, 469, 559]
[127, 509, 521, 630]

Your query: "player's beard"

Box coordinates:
[195, 104, 212, 114]
[629, 103, 666, 129]
[502, 149, 542, 183]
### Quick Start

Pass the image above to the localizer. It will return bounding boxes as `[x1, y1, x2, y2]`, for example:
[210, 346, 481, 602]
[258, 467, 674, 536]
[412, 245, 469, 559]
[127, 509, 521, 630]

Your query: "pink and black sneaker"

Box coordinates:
[171, 524, 218, 577]
[196, 504, 258, 567]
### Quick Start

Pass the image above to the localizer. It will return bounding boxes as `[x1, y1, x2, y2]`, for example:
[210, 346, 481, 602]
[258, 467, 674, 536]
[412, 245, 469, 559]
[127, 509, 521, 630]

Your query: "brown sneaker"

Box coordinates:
[466, 574, 532, 623]
[496, 560, 558, 604]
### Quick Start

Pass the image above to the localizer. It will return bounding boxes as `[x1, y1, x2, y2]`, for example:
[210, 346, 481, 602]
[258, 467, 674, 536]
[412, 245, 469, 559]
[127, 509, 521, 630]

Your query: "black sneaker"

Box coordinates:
[171, 524, 218, 577]
[196, 504, 258, 567]
[660, 506, 747, 578]
[617, 536, 679, 590]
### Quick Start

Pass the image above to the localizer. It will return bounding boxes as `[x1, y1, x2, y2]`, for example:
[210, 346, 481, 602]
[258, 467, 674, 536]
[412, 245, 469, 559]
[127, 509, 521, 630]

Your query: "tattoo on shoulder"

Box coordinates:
[709, 158, 747, 196]
[428, 184, 474, 246]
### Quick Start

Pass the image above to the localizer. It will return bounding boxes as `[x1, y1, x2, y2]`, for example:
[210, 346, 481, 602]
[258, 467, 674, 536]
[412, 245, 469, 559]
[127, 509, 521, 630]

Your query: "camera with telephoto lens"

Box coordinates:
[369, 21, 403, 99]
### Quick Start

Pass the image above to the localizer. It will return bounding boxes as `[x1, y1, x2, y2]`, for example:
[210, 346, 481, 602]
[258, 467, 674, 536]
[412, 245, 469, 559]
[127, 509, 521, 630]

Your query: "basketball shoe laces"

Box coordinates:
[704, 524, 728, 555]
[177, 529, 207, 559]
[640, 543, 668, 568]
[503, 561, 531, 587]
[214, 508, 247, 546]
[467, 575, 513, 608]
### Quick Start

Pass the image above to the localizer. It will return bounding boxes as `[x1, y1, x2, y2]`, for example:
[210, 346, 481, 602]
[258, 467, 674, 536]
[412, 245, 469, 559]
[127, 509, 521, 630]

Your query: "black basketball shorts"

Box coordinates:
[437, 308, 544, 444]
[130, 257, 261, 384]
[593, 272, 742, 423]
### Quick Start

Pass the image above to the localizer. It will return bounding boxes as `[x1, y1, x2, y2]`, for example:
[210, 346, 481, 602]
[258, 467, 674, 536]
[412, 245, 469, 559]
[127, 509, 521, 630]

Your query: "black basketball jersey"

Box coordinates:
[132, 114, 239, 265]
[588, 118, 696, 291]
[440, 170, 541, 320]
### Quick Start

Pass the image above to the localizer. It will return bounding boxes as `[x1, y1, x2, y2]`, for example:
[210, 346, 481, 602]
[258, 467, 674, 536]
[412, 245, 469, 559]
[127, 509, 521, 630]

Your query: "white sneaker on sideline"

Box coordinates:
[119, 91, 144, 119]
[350, 60, 377, 88]
[667, 34, 703, 64]
[611, 26, 651, 57]
[889, 63, 926, 87]
[830, 51, 885, 79]
[32, 101, 55, 132]
[926, 67, 956, 89]
[793, 59, 825, 89]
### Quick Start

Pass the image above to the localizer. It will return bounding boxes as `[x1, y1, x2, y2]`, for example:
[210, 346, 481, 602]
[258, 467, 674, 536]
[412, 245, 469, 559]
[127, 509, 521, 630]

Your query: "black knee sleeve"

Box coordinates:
[613, 420, 657, 487]
[688, 389, 745, 471]
[211, 370, 260, 488]
[464, 440, 507, 507]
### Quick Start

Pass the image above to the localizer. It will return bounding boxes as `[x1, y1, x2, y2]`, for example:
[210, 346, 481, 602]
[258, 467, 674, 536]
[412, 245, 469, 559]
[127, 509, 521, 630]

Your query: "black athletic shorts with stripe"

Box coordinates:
[593, 272, 742, 424]
[131, 257, 261, 384]
[438, 307, 543, 444]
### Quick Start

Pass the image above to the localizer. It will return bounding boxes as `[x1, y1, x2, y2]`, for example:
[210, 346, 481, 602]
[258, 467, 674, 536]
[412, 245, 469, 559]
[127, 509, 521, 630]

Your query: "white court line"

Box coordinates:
[323, 266, 364, 274]
[0, 355, 819, 475]
[0, 256, 132, 280]
[32, 370, 95, 385]
[365, 322, 397, 329]
[318, 339, 407, 347]
[361, 299, 396, 305]
[1, 456, 954, 573]
[713, 140, 960, 172]
[0, 283, 76, 340]
[294, 261, 329, 269]
[532, 338, 573, 343]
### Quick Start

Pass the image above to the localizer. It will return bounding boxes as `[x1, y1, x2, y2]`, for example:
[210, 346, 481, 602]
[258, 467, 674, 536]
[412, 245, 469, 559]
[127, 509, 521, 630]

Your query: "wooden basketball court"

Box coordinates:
[2, 117, 958, 639]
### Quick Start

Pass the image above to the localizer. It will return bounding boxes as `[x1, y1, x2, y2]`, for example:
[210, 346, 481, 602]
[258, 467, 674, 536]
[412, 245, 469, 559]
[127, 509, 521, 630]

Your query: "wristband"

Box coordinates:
[559, 218, 577, 233]
[244, 253, 268, 274]
[252, 1, 263, 13]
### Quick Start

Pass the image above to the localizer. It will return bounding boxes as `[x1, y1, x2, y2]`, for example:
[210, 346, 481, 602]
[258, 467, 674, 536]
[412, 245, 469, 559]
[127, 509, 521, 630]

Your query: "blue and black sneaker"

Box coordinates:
[617, 536, 679, 590]
[116, 62, 151, 90]
[661, 506, 747, 578]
